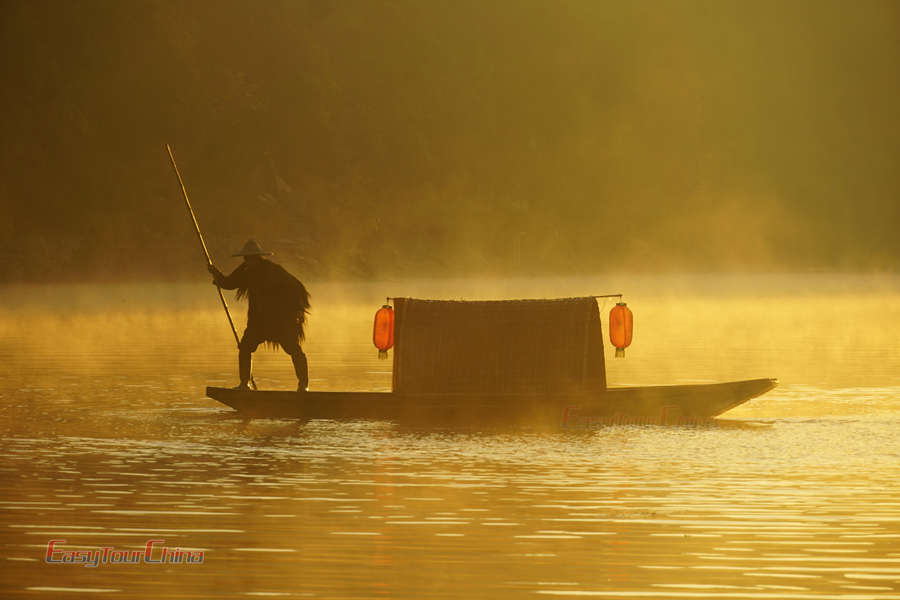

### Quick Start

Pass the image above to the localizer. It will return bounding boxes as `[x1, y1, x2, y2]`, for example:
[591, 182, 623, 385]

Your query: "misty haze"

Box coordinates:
[1, 2, 899, 600]
[2, 0, 898, 281]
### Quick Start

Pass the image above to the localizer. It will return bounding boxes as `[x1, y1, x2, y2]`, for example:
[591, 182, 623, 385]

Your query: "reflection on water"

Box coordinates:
[0, 275, 898, 598]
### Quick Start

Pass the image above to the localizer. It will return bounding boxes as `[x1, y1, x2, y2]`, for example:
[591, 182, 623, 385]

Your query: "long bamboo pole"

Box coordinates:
[166, 144, 256, 390]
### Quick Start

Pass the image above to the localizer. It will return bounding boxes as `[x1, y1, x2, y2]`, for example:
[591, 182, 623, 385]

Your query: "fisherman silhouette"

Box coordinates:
[208, 239, 311, 392]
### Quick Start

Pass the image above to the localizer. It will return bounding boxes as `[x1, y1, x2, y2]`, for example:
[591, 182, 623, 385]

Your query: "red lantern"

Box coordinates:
[609, 302, 633, 358]
[373, 304, 394, 359]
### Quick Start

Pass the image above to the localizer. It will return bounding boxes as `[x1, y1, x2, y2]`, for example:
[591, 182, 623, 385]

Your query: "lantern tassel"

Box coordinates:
[378, 350, 388, 360]
[615, 347, 625, 358]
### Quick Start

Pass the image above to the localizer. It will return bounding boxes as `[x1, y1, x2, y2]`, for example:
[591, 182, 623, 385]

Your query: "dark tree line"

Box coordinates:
[2, 0, 898, 282]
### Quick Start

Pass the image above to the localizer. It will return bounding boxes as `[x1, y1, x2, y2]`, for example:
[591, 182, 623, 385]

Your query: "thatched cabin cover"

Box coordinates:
[391, 297, 607, 394]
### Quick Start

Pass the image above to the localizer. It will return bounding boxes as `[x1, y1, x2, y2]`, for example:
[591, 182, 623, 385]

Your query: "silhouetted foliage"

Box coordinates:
[1, 0, 898, 282]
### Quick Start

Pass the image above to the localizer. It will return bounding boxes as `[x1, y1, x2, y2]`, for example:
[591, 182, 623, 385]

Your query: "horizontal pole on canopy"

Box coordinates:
[381, 294, 622, 304]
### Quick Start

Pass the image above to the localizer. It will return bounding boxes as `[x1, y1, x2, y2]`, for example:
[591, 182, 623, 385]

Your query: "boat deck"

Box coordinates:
[206, 378, 777, 425]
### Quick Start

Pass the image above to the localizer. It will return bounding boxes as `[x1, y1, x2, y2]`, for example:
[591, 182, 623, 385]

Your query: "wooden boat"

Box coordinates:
[206, 378, 777, 425]
[205, 296, 777, 425]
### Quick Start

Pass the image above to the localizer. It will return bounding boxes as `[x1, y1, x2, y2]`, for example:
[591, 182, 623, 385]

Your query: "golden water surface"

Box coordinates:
[1, 274, 898, 598]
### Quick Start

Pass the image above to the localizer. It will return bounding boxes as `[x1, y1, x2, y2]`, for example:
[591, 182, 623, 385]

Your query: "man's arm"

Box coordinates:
[208, 263, 247, 290]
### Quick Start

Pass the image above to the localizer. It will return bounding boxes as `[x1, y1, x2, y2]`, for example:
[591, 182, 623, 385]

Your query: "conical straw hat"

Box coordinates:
[232, 239, 273, 256]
